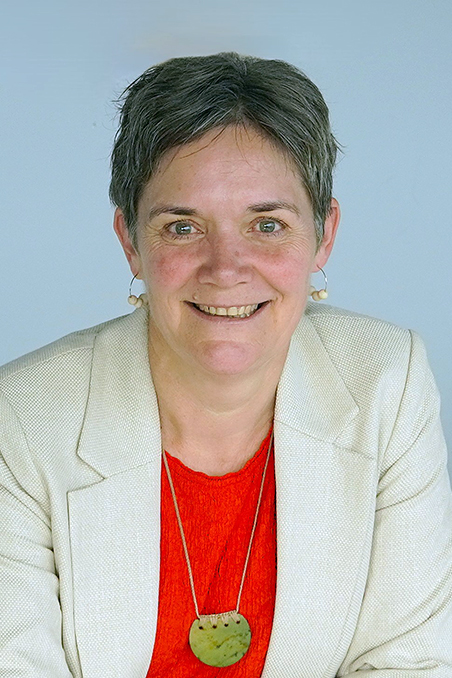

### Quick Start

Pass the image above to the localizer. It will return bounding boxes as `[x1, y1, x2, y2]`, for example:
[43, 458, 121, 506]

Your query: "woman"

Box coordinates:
[0, 52, 451, 677]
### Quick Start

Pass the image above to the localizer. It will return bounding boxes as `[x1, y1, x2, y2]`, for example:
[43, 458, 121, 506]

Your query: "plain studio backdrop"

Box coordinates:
[1, 0, 451, 473]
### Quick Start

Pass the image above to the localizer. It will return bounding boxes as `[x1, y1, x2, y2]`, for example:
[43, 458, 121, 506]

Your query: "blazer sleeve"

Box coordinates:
[0, 393, 73, 677]
[337, 331, 452, 676]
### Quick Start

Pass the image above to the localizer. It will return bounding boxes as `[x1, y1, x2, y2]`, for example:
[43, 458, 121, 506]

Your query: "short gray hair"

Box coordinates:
[109, 52, 340, 246]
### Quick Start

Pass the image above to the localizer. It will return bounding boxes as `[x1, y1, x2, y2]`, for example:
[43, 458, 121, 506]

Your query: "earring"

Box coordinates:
[309, 267, 328, 301]
[128, 274, 147, 308]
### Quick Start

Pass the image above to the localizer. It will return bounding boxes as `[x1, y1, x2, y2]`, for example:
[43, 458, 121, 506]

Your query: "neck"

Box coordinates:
[148, 342, 285, 476]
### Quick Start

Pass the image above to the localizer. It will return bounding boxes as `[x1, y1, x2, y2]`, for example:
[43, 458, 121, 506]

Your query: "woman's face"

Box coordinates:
[115, 125, 339, 377]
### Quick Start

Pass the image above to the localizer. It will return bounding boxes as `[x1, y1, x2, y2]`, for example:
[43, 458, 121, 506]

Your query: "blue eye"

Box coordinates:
[164, 221, 201, 239]
[257, 219, 282, 234]
[172, 222, 193, 235]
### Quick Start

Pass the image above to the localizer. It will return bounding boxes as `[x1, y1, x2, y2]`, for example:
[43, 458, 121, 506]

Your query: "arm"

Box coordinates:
[0, 394, 74, 677]
[337, 331, 452, 676]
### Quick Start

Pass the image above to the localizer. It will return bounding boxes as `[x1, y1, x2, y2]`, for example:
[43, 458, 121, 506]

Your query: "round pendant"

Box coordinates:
[189, 610, 251, 667]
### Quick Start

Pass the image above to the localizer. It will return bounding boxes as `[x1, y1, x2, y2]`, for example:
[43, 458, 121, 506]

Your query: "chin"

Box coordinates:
[194, 342, 263, 377]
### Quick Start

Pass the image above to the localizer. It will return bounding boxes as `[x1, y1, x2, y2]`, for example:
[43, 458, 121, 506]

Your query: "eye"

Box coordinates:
[165, 221, 201, 239]
[170, 222, 195, 235]
[254, 218, 285, 235]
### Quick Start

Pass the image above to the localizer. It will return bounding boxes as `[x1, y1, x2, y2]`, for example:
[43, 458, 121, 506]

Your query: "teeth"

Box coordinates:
[195, 303, 260, 318]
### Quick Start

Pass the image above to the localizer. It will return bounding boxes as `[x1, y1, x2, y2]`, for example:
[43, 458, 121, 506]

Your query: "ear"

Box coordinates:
[113, 208, 142, 278]
[313, 198, 341, 271]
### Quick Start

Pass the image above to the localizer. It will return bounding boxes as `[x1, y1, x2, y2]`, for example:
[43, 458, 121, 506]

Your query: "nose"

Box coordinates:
[196, 232, 253, 287]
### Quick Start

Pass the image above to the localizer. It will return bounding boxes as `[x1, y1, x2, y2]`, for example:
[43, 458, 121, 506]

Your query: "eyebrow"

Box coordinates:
[146, 200, 302, 221]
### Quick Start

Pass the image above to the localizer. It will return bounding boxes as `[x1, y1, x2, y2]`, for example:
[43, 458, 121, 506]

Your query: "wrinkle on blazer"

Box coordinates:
[0, 303, 451, 677]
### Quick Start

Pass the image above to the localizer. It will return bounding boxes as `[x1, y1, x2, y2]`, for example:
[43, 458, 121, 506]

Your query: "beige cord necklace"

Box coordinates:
[162, 429, 273, 668]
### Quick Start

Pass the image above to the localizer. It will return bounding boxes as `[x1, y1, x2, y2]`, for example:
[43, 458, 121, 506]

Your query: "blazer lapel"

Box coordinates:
[68, 309, 162, 677]
[262, 314, 376, 677]
[68, 464, 161, 677]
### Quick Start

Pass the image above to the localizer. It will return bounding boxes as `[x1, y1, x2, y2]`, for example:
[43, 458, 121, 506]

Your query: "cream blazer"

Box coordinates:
[1, 304, 451, 677]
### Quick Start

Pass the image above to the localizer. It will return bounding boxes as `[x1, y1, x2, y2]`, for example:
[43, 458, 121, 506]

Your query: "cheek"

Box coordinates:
[143, 247, 198, 292]
[263, 249, 313, 292]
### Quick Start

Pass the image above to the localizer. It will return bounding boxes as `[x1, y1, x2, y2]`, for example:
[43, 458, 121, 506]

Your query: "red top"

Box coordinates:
[146, 429, 276, 677]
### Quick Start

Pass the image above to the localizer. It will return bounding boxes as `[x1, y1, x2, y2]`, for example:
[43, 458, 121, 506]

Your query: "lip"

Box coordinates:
[186, 300, 270, 321]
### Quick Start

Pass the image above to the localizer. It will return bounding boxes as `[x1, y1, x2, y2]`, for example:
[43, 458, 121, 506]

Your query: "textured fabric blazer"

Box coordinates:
[1, 304, 451, 678]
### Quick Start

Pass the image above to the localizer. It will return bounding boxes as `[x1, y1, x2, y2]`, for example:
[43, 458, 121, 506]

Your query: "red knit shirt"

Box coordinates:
[146, 429, 276, 677]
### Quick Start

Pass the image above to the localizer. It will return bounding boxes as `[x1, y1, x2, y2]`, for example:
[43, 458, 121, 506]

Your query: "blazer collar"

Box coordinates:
[275, 310, 359, 442]
[77, 307, 359, 477]
[77, 308, 162, 477]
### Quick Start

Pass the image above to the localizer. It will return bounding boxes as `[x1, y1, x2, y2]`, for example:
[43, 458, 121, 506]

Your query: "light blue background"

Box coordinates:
[1, 0, 451, 471]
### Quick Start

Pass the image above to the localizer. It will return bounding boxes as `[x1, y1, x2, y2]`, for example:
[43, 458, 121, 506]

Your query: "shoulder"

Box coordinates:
[302, 302, 414, 375]
[0, 313, 134, 421]
[0, 313, 132, 382]
[298, 304, 442, 466]
[304, 301, 411, 349]
[0, 312, 141, 487]
[300, 303, 434, 421]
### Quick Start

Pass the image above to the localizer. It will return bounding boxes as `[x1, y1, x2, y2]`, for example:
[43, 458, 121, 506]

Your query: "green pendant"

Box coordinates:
[189, 611, 251, 667]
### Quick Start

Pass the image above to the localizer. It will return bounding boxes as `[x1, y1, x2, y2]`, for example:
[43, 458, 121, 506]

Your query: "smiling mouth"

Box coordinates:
[191, 302, 267, 318]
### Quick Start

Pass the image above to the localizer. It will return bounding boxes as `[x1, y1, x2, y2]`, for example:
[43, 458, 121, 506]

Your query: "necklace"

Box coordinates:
[162, 429, 274, 668]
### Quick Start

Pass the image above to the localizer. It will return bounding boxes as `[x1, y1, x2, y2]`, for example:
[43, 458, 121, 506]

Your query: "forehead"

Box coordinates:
[140, 125, 308, 211]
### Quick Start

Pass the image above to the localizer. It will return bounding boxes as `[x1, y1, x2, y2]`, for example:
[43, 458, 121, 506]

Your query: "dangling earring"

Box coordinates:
[128, 274, 147, 308]
[309, 267, 328, 301]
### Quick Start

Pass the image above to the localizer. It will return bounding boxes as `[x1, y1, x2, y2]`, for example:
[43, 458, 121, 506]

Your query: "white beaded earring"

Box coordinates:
[128, 274, 147, 308]
[309, 267, 328, 301]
